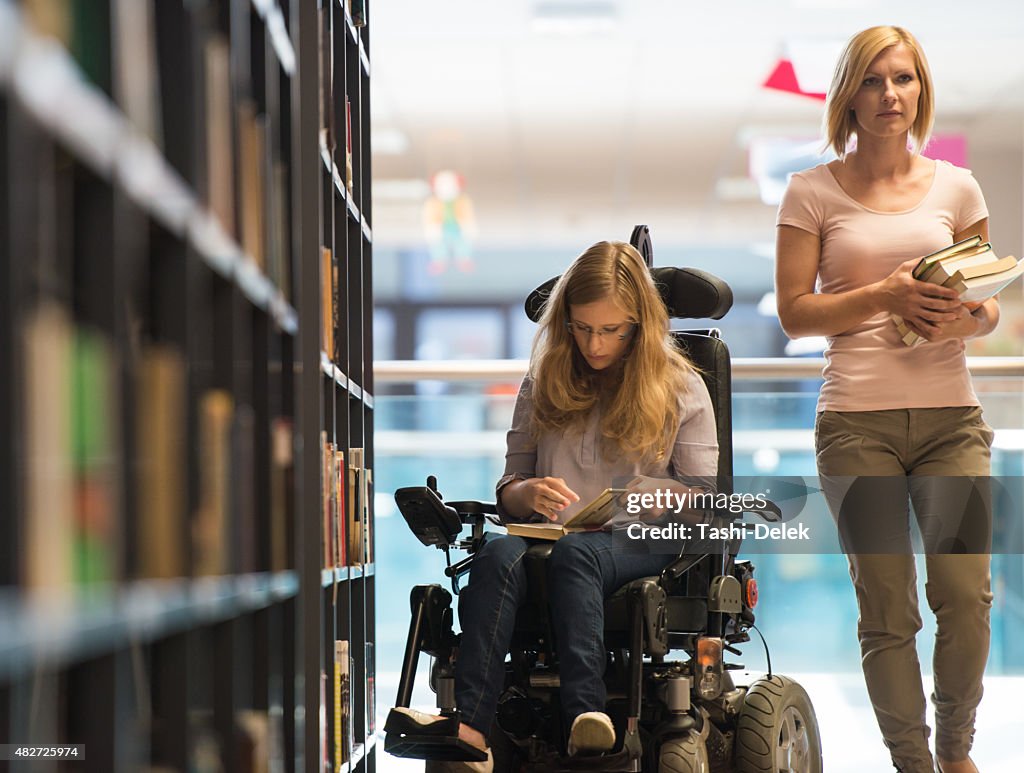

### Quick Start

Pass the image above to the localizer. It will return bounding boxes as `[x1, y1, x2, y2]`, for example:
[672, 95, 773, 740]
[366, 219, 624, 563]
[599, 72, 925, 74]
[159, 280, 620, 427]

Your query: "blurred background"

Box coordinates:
[368, 1, 1024, 770]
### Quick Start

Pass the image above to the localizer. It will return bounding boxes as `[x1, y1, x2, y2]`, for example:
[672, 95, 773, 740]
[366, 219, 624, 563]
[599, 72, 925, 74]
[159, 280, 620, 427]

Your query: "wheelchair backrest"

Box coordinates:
[671, 330, 733, 493]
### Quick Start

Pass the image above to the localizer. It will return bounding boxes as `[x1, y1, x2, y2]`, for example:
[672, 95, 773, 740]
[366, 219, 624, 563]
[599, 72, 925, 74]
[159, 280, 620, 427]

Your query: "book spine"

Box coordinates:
[270, 418, 294, 573]
[194, 390, 234, 576]
[322, 432, 332, 569]
[136, 345, 186, 578]
[23, 302, 75, 597]
[336, 640, 351, 764]
[71, 327, 121, 588]
[335, 450, 347, 567]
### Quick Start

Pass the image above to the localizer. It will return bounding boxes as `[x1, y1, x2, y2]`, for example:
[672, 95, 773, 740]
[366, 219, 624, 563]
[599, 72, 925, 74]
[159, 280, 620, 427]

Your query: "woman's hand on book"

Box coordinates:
[877, 258, 962, 324]
[521, 477, 580, 521]
[903, 304, 980, 342]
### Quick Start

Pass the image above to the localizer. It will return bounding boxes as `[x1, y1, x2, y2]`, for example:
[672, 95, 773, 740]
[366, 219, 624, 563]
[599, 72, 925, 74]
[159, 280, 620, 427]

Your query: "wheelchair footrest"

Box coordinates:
[384, 708, 488, 762]
[523, 727, 644, 772]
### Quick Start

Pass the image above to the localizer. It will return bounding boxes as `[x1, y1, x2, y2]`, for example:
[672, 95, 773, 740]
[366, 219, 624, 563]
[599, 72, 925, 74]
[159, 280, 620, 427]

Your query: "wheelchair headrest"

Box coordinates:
[524, 266, 734, 323]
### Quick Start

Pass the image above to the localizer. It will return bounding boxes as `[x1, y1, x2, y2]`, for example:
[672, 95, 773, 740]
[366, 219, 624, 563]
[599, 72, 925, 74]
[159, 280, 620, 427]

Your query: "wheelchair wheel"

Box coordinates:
[658, 732, 709, 773]
[734, 675, 821, 773]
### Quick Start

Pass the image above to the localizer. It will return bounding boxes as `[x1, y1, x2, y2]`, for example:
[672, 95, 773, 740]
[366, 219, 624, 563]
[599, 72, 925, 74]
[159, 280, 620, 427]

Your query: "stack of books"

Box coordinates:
[894, 235, 1023, 346]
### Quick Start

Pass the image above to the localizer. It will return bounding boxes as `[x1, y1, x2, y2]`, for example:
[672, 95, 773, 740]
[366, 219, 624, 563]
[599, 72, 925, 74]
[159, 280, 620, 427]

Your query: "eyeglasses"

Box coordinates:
[566, 320, 638, 341]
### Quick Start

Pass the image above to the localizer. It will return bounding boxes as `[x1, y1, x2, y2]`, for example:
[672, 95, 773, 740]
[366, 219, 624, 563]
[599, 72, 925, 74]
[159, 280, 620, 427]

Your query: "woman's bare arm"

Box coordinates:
[775, 225, 963, 339]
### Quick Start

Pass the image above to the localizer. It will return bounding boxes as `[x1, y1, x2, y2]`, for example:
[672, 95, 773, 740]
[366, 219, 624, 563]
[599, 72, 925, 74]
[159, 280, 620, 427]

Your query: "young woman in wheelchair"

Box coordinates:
[424, 239, 719, 770]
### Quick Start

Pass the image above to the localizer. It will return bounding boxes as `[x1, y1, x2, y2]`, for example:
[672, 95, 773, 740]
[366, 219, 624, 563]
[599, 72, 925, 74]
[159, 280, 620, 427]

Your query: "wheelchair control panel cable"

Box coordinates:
[750, 623, 773, 678]
[442, 546, 459, 595]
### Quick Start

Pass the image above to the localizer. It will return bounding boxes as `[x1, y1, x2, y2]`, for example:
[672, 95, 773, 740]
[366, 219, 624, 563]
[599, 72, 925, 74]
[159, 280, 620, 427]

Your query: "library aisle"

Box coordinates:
[0, 0, 375, 771]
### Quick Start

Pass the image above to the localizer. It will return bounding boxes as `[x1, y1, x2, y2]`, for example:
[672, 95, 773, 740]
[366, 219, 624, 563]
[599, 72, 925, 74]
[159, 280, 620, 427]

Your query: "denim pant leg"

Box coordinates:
[547, 531, 673, 725]
[454, 534, 531, 734]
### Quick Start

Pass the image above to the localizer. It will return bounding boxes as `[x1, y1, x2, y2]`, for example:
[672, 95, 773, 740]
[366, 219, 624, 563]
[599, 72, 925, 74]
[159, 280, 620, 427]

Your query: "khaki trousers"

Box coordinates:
[815, 407, 994, 773]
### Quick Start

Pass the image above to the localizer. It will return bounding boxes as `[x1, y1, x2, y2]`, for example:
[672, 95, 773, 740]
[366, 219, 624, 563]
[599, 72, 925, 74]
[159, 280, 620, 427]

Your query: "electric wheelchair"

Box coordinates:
[384, 227, 822, 773]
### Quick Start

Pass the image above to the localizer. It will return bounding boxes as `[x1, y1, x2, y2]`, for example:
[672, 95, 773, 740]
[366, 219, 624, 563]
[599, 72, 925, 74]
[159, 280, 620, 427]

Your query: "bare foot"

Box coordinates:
[937, 757, 979, 773]
[459, 723, 488, 751]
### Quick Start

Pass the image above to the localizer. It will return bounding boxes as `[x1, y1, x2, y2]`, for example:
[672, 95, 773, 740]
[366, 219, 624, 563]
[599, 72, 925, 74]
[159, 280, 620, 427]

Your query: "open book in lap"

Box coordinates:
[504, 488, 628, 541]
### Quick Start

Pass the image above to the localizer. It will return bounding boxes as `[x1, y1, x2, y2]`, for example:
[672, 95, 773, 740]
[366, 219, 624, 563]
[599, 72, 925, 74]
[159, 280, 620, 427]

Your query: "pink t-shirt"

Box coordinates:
[777, 160, 989, 412]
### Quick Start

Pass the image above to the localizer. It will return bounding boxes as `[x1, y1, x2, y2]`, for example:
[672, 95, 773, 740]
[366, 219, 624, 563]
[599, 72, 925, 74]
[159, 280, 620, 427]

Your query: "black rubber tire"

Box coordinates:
[734, 675, 822, 773]
[658, 732, 710, 773]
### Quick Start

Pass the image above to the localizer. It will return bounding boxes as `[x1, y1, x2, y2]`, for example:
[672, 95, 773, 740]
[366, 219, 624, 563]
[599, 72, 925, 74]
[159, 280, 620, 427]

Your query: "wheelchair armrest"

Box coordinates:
[735, 499, 783, 523]
[659, 552, 709, 585]
[448, 501, 498, 518]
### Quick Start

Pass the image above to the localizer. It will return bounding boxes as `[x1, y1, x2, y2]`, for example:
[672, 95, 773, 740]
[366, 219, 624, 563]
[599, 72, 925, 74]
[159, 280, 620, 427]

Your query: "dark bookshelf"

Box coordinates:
[0, 0, 374, 770]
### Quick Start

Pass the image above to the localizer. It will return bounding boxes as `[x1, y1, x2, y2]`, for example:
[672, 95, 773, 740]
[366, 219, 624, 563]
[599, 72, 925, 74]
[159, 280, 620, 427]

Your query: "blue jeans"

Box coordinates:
[454, 531, 673, 734]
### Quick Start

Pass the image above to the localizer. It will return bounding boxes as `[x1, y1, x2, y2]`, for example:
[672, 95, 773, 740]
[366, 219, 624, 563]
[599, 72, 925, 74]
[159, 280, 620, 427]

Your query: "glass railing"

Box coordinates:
[372, 359, 1024, 693]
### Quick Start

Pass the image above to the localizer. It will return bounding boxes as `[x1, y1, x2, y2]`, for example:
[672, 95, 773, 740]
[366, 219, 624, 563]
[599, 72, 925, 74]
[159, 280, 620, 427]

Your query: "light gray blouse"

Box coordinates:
[496, 368, 719, 525]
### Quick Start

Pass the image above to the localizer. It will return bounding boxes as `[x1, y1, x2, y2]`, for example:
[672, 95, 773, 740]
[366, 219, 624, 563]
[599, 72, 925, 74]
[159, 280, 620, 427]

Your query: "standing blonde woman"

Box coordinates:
[775, 26, 996, 773]
[419, 241, 718, 771]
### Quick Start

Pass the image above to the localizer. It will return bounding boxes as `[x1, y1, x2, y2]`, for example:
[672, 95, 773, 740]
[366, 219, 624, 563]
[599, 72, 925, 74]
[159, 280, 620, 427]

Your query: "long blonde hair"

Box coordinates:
[529, 241, 697, 462]
[824, 26, 935, 158]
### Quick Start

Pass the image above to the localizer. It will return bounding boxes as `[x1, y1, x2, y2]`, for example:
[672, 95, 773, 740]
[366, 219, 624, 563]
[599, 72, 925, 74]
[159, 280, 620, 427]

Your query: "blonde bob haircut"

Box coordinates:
[528, 241, 698, 462]
[824, 26, 935, 158]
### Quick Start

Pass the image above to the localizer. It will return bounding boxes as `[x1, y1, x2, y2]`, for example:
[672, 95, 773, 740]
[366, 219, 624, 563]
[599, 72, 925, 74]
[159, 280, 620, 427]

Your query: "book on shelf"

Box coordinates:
[347, 448, 370, 565]
[24, 0, 112, 90]
[235, 710, 271, 773]
[20, 308, 126, 593]
[237, 100, 267, 270]
[71, 326, 121, 588]
[189, 710, 227, 772]
[23, 301, 74, 596]
[335, 449, 348, 567]
[320, 671, 328, 770]
[204, 34, 235, 239]
[344, 98, 353, 196]
[270, 418, 294, 573]
[352, 0, 367, 28]
[322, 432, 334, 569]
[267, 706, 285, 773]
[233, 404, 257, 573]
[365, 641, 375, 735]
[136, 345, 186, 578]
[504, 488, 628, 541]
[335, 640, 352, 767]
[333, 255, 341, 361]
[318, 6, 334, 152]
[365, 467, 374, 564]
[895, 239, 1023, 346]
[70, 0, 112, 90]
[321, 436, 350, 569]
[112, 0, 162, 147]
[321, 247, 334, 357]
[347, 450, 360, 565]
[23, 0, 72, 46]
[269, 162, 291, 299]
[194, 390, 234, 576]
